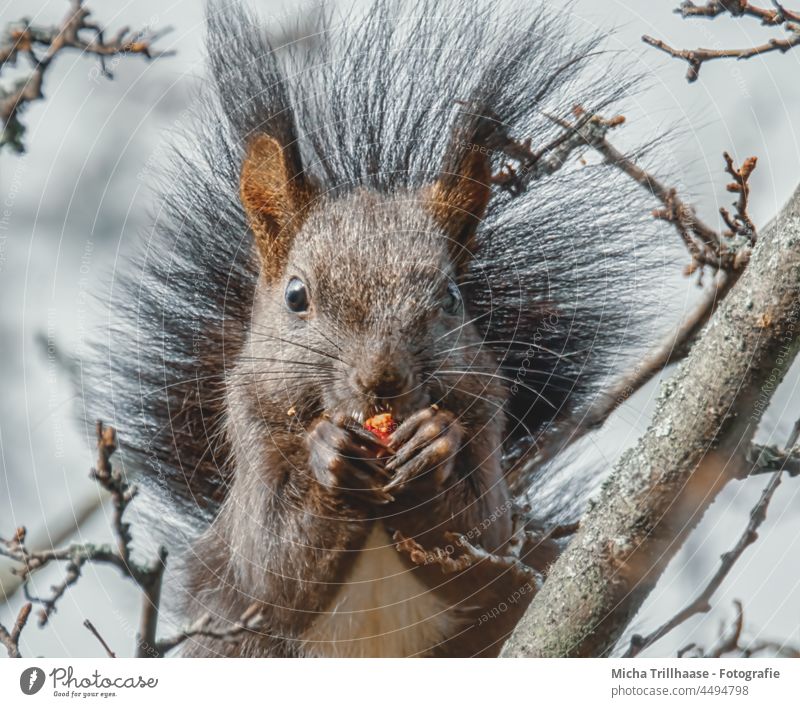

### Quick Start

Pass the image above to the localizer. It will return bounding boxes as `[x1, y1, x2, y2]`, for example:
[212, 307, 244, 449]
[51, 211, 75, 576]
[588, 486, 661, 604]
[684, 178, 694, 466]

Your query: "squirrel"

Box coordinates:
[86, 0, 663, 657]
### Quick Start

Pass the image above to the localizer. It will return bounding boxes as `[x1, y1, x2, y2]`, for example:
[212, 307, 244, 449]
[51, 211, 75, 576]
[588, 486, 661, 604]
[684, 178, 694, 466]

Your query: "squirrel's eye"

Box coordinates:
[285, 277, 310, 314]
[442, 282, 462, 315]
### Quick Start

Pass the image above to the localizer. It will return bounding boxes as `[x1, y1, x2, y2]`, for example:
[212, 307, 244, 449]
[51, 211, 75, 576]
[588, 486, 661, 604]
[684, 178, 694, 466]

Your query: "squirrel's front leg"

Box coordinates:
[381, 406, 512, 553]
[377, 406, 537, 656]
[307, 417, 395, 507]
[383, 407, 461, 496]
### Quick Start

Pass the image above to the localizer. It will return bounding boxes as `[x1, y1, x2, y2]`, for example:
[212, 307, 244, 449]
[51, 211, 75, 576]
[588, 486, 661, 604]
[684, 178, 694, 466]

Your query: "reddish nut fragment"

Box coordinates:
[364, 413, 397, 444]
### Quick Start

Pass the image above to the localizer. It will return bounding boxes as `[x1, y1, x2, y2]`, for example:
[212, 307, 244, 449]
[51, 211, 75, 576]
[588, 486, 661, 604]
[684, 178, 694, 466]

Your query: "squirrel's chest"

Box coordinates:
[300, 525, 459, 657]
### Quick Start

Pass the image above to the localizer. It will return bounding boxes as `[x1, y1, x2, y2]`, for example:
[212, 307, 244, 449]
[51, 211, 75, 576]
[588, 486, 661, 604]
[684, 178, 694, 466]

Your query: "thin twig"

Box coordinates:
[678, 600, 800, 657]
[0, 0, 173, 152]
[135, 546, 168, 658]
[623, 417, 800, 657]
[721, 152, 758, 240]
[0, 421, 267, 658]
[745, 442, 800, 477]
[493, 107, 756, 277]
[676, 0, 800, 24]
[707, 599, 745, 657]
[0, 491, 104, 605]
[0, 423, 167, 628]
[0, 602, 31, 658]
[644, 2, 800, 82]
[446, 532, 537, 582]
[83, 618, 116, 657]
[153, 603, 265, 657]
[393, 530, 536, 583]
[742, 639, 800, 657]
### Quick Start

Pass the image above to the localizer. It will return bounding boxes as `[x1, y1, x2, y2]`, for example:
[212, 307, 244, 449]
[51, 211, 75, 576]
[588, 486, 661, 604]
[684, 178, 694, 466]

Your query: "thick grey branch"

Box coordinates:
[625, 465, 783, 657]
[502, 182, 800, 657]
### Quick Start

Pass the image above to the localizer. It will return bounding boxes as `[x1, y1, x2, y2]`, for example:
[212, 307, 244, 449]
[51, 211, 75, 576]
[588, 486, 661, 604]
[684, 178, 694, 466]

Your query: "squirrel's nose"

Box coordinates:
[352, 365, 411, 399]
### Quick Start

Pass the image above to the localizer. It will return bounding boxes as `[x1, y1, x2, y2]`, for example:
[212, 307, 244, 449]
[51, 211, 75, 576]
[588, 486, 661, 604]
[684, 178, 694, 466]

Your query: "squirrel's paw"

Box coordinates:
[307, 419, 394, 505]
[382, 407, 461, 495]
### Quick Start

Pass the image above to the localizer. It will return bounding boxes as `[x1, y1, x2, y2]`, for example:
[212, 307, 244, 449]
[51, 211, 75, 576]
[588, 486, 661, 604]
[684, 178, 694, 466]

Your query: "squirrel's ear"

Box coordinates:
[240, 134, 314, 279]
[425, 121, 494, 272]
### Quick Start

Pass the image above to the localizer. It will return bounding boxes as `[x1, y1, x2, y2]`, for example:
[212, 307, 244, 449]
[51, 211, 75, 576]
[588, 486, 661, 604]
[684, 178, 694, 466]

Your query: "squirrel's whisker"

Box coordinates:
[238, 356, 335, 369]
[435, 340, 588, 361]
[433, 370, 558, 411]
[248, 328, 347, 365]
[432, 366, 580, 387]
[433, 309, 494, 343]
[430, 377, 536, 440]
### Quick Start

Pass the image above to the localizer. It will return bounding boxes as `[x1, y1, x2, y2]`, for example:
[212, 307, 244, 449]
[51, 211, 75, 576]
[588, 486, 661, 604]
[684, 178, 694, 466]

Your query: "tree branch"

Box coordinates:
[644, 2, 800, 82]
[0, 602, 31, 658]
[493, 109, 758, 466]
[0, 421, 268, 657]
[83, 618, 117, 658]
[678, 599, 800, 657]
[0, 423, 168, 629]
[0, 0, 173, 152]
[153, 603, 267, 658]
[625, 431, 791, 658]
[502, 181, 800, 657]
[676, 0, 800, 24]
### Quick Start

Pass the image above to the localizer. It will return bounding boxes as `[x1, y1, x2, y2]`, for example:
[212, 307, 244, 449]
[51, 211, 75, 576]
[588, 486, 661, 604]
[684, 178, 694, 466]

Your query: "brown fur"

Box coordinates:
[240, 134, 317, 279]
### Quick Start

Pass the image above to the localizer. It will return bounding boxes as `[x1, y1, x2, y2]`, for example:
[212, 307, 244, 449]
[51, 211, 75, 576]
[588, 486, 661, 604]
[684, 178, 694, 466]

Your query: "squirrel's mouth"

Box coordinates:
[325, 385, 428, 430]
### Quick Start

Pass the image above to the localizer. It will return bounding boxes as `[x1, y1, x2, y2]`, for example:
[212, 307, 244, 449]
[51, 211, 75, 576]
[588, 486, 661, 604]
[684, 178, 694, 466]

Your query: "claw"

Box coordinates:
[389, 407, 437, 447]
[308, 418, 395, 506]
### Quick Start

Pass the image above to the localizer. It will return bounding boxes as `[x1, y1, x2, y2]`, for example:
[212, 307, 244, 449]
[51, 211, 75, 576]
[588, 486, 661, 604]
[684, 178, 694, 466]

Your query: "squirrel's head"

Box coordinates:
[236, 122, 504, 427]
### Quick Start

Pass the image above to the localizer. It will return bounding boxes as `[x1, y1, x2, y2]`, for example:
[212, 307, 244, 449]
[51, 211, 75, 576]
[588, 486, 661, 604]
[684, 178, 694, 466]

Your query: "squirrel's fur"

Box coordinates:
[86, 0, 666, 656]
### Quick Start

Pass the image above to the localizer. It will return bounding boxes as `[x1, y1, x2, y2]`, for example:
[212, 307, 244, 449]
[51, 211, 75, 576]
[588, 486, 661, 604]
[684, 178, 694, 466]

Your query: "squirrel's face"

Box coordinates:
[246, 191, 496, 426]
[237, 125, 501, 427]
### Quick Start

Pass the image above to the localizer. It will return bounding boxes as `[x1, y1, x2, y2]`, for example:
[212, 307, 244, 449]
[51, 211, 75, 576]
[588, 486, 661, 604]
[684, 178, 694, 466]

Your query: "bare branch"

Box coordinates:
[676, 0, 800, 24]
[0, 421, 268, 657]
[1, 422, 167, 653]
[0, 423, 167, 631]
[707, 600, 745, 657]
[624, 459, 785, 657]
[742, 639, 800, 657]
[135, 546, 168, 658]
[153, 603, 266, 657]
[721, 152, 758, 240]
[491, 107, 755, 277]
[83, 619, 116, 658]
[644, 2, 800, 82]
[590, 124, 756, 275]
[393, 530, 538, 587]
[0, 602, 31, 658]
[678, 600, 800, 657]
[503, 181, 800, 657]
[0, 0, 173, 152]
[628, 415, 800, 657]
[746, 442, 800, 476]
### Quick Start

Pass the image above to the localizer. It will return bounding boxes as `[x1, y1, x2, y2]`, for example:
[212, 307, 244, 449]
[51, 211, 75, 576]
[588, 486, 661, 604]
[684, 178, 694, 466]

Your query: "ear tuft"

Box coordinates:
[425, 113, 496, 273]
[240, 134, 314, 279]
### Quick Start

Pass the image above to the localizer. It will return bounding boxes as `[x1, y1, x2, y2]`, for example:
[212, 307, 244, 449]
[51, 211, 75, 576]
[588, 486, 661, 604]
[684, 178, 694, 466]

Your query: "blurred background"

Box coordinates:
[1, 0, 799, 658]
